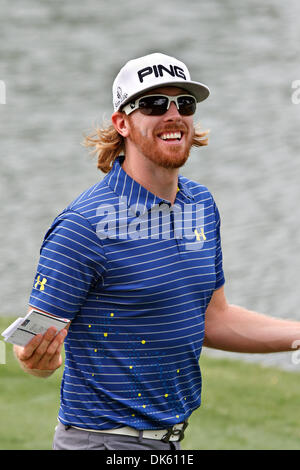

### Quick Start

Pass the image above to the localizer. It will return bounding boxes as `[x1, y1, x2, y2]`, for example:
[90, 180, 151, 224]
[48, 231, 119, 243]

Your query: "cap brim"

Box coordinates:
[119, 81, 210, 110]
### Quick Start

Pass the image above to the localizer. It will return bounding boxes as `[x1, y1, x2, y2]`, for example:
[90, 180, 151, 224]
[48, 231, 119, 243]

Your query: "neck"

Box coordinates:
[122, 153, 179, 204]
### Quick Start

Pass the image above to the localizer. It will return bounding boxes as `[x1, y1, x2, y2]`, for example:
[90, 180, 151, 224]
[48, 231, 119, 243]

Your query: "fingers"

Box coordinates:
[32, 327, 58, 361]
[35, 329, 67, 370]
[17, 333, 44, 361]
[17, 327, 68, 371]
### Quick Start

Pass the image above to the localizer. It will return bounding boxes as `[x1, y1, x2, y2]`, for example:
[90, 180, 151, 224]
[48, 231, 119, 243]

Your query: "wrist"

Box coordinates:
[13, 345, 55, 378]
[19, 362, 55, 378]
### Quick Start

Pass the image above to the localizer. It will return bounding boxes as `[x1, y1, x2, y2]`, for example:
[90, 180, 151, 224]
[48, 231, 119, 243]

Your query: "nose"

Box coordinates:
[163, 101, 181, 121]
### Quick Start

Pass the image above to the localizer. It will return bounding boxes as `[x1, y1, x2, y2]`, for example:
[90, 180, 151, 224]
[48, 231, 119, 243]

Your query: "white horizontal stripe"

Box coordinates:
[67, 328, 205, 348]
[64, 368, 200, 391]
[64, 354, 196, 370]
[89, 279, 215, 299]
[108, 247, 215, 271]
[107, 260, 215, 279]
[66, 345, 201, 363]
[38, 260, 94, 284]
[75, 308, 204, 328]
[69, 320, 203, 340]
[31, 289, 82, 306]
[104, 269, 216, 287]
[29, 297, 76, 314]
[45, 235, 106, 269]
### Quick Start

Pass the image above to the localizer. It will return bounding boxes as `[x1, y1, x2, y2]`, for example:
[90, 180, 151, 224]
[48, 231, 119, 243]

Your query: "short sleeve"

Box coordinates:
[29, 210, 107, 320]
[213, 202, 225, 290]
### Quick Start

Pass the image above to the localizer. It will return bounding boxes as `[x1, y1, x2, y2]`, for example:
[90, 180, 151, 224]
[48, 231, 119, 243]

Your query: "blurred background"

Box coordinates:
[1, 0, 300, 372]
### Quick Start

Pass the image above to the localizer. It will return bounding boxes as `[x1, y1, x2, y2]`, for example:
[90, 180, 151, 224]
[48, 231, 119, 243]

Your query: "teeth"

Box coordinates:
[160, 132, 182, 140]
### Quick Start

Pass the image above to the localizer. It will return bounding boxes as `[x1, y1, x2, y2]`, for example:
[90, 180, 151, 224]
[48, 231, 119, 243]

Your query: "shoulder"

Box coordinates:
[67, 177, 113, 213]
[179, 175, 215, 205]
[55, 175, 118, 226]
[42, 176, 116, 243]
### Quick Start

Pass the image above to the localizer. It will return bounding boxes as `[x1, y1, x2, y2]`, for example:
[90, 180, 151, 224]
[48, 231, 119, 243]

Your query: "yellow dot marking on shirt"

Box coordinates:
[141, 340, 146, 344]
[176, 415, 179, 418]
[177, 369, 180, 373]
[88, 325, 91, 328]
[104, 333, 108, 337]
[165, 394, 168, 398]
[129, 366, 133, 369]
[138, 393, 141, 397]
[110, 313, 114, 317]
[142, 405, 146, 408]
[94, 349, 97, 353]
[132, 414, 135, 417]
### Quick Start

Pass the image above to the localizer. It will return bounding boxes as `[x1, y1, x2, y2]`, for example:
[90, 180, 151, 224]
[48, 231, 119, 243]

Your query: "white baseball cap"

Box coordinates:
[112, 52, 210, 112]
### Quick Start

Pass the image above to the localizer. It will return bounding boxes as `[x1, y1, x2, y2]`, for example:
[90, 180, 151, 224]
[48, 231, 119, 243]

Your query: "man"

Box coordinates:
[14, 53, 300, 451]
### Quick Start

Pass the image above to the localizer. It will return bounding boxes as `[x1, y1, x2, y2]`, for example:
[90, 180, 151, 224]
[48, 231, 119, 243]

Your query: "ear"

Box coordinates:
[111, 111, 130, 138]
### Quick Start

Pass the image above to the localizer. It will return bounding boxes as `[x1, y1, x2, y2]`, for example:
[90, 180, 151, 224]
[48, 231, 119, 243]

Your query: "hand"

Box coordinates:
[13, 326, 68, 377]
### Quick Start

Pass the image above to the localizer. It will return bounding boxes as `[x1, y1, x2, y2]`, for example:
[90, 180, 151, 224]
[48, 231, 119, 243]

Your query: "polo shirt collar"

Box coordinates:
[104, 156, 194, 213]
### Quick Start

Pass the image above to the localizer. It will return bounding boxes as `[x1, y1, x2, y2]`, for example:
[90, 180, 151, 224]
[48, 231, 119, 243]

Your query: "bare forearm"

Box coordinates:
[204, 304, 300, 353]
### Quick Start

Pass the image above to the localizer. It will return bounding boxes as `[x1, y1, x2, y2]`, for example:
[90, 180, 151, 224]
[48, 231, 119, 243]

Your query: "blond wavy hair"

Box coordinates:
[83, 120, 209, 174]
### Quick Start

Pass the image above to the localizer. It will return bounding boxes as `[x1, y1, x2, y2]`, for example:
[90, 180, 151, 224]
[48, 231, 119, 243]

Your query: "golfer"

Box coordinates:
[14, 53, 300, 450]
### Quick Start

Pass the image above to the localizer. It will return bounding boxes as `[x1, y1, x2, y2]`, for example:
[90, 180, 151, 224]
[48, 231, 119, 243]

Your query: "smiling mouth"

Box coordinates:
[158, 131, 183, 142]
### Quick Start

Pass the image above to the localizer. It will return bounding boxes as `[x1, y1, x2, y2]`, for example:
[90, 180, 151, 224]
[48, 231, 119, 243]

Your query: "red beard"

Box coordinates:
[128, 120, 194, 169]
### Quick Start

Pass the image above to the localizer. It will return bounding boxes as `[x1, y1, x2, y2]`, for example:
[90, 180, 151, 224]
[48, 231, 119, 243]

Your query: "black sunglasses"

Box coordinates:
[122, 94, 197, 116]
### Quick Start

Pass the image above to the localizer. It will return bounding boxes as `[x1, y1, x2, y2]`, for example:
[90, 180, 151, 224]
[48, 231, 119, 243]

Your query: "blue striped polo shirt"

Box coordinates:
[29, 156, 225, 430]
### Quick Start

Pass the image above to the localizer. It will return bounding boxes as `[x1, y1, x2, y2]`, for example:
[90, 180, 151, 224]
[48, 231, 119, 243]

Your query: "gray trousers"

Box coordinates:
[53, 421, 182, 451]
